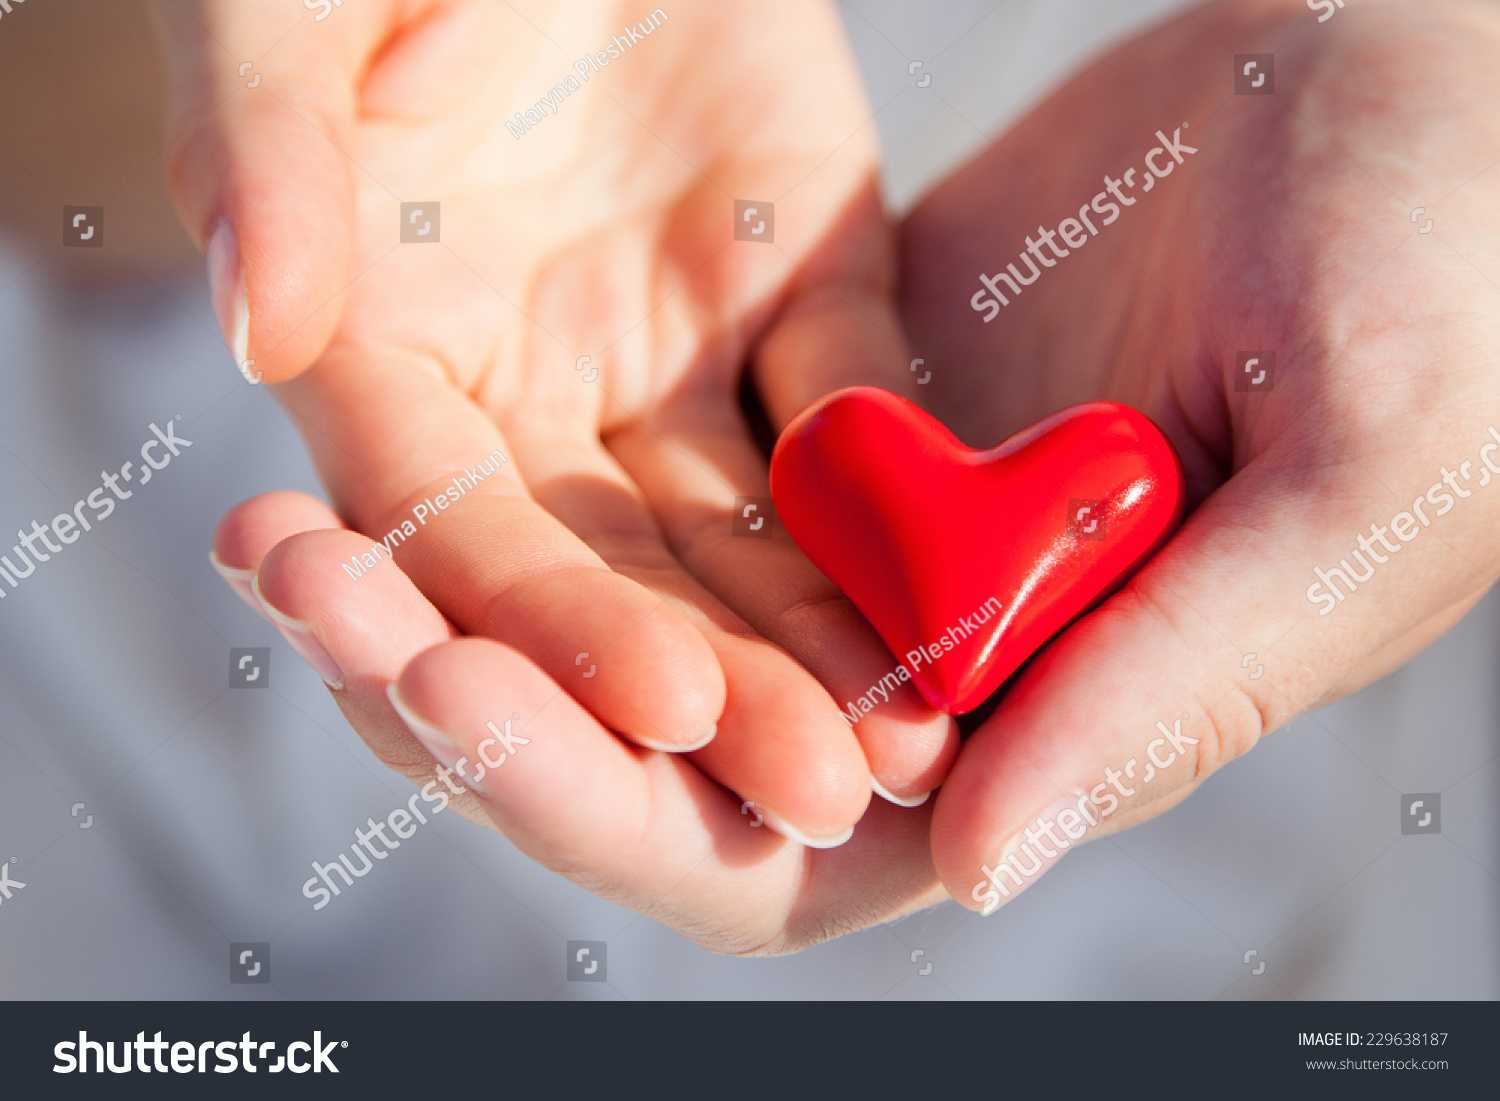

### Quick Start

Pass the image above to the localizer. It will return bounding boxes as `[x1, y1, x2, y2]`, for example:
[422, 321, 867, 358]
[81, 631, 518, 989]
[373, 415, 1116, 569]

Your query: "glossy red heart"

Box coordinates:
[769, 387, 1185, 715]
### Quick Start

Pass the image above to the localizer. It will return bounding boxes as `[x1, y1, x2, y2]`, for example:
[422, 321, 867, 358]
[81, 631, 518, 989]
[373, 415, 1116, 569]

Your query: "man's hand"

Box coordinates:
[888, 0, 1500, 910]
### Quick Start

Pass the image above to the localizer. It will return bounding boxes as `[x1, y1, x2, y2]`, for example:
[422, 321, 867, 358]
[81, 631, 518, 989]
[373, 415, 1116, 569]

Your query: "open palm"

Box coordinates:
[166, 0, 954, 954]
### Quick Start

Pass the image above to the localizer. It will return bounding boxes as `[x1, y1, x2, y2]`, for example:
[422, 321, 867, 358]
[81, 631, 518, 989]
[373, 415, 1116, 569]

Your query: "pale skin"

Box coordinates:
[145, 0, 1500, 951]
[163, 0, 955, 955]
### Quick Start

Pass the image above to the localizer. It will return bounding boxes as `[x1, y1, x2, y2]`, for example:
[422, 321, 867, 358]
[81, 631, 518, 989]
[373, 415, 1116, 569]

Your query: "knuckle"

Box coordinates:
[1191, 684, 1268, 782]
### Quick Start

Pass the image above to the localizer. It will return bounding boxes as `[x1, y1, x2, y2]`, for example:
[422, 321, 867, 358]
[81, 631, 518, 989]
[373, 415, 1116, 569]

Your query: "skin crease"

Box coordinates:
[80, 0, 1496, 950]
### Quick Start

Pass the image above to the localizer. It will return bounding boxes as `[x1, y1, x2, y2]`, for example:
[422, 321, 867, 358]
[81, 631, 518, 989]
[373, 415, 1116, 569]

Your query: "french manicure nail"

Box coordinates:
[385, 684, 488, 796]
[758, 807, 854, 850]
[250, 576, 344, 690]
[636, 722, 717, 754]
[871, 775, 932, 808]
[975, 794, 1093, 914]
[208, 549, 269, 622]
[206, 218, 250, 375]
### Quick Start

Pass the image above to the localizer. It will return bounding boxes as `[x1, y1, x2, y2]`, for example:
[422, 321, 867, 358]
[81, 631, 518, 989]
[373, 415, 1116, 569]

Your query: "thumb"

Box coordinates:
[929, 445, 1493, 914]
[153, 0, 395, 383]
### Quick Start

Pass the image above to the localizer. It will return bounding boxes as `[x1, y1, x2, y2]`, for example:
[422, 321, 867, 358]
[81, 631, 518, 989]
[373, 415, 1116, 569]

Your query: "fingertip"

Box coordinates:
[694, 635, 873, 842]
[609, 600, 727, 749]
[872, 775, 932, 808]
[209, 548, 263, 620]
[858, 710, 958, 807]
[758, 807, 855, 849]
[197, 102, 356, 382]
[390, 636, 648, 826]
[212, 490, 344, 571]
[385, 679, 460, 774]
[635, 722, 718, 755]
[492, 568, 728, 752]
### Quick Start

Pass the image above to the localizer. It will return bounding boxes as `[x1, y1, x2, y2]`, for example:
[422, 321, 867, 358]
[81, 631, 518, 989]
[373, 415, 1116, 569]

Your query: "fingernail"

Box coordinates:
[251, 576, 344, 690]
[871, 776, 932, 808]
[209, 549, 269, 622]
[385, 684, 488, 797]
[975, 794, 1093, 913]
[206, 218, 251, 376]
[636, 722, 717, 754]
[759, 807, 854, 850]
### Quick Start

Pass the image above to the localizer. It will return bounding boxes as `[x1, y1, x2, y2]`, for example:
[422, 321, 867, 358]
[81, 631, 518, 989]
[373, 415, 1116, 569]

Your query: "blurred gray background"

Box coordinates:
[0, 0, 1495, 999]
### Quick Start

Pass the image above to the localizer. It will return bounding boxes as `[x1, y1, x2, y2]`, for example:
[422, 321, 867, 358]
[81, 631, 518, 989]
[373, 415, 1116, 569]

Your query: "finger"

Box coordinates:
[242, 509, 864, 848]
[933, 445, 1500, 913]
[153, 0, 399, 380]
[751, 179, 927, 429]
[690, 628, 872, 846]
[751, 251, 962, 800]
[252, 522, 465, 801]
[386, 636, 807, 949]
[387, 636, 931, 951]
[276, 347, 727, 752]
[609, 396, 958, 806]
[500, 418, 874, 841]
[617, 185, 959, 801]
[210, 489, 343, 616]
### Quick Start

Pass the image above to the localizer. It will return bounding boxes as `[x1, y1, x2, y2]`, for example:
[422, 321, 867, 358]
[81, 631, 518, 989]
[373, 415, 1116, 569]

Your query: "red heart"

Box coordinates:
[769, 388, 1185, 715]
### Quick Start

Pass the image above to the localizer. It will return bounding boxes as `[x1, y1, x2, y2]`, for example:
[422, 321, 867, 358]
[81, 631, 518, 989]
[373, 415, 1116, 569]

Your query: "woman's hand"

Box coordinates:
[173, 0, 955, 954]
